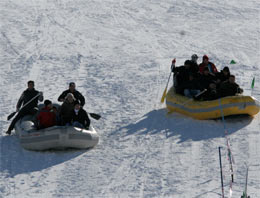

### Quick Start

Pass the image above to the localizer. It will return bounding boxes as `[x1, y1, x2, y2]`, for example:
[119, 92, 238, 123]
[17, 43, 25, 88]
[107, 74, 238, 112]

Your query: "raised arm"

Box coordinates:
[58, 91, 67, 102]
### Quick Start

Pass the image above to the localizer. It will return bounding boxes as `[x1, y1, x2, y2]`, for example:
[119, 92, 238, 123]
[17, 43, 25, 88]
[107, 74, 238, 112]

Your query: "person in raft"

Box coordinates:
[6, 80, 43, 135]
[58, 82, 85, 106]
[172, 60, 193, 95]
[190, 54, 199, 76]
[36, 100, 57, 129]
[70, 100, 91, 129]
[198, 55, 218, 75]
[219, 75, 243, 97]
[59, 93, 76, 126]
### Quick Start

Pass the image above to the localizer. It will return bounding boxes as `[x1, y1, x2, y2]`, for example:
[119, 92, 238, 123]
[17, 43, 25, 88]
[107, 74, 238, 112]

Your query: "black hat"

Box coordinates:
[184, 60, 192, 66]
[44, 100, 52, 106]
[203, 55, 209, 60]
[223, 66, 230, 73]
[191, 54, 198, 59]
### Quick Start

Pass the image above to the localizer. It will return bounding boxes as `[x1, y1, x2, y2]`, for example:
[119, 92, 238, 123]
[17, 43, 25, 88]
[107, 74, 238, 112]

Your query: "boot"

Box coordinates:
[6, 130, 11, 135]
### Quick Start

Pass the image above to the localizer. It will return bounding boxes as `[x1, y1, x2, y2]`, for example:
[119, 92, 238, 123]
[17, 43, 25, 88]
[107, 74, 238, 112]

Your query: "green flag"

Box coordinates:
[251, 77, 255, 89]
[230, 60, 236, 64]
[241, 192, 247, 198]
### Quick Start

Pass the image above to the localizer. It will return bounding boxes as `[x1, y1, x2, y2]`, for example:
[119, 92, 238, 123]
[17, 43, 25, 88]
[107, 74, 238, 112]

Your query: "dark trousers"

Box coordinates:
[85, 115, 90, 128]
[8, 108, 37, 131]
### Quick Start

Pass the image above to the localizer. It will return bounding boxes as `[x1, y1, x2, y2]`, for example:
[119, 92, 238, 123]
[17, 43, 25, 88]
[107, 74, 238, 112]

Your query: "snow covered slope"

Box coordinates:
[0, 0, 259, 197]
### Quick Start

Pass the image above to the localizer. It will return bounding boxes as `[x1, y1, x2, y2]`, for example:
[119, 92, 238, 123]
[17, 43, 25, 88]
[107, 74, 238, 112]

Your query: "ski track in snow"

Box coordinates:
[1, 0, 260, 197]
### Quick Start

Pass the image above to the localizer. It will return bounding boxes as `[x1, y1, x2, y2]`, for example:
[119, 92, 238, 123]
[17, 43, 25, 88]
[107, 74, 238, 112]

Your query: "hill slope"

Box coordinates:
[0, 0, 259, 197]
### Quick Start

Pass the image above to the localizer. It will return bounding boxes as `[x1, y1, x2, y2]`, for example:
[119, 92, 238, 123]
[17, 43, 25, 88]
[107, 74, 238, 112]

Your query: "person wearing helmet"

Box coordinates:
[191, 54, 199, 61]
[199, 55, 218, 75]
[190, 54, 199, 76]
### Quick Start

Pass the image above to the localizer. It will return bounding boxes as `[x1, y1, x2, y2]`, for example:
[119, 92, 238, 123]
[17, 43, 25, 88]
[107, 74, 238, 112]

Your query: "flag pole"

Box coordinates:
[251, 77, 255, 96]
[219, 147, 225, 198]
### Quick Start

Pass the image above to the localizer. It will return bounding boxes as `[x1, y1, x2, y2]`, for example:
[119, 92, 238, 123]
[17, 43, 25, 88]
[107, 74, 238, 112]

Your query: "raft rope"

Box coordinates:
[218, 98, 234, 198]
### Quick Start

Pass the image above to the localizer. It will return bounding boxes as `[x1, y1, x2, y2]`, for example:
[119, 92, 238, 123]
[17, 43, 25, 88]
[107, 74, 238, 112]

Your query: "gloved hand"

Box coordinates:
[38, 92, 44, 102]
[238, 88, 243, 94]
[171, 58, 176, 71]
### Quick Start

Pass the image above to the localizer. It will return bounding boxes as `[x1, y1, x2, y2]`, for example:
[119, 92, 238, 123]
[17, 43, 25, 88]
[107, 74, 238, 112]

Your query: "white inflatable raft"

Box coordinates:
[14, 115, 99, 151]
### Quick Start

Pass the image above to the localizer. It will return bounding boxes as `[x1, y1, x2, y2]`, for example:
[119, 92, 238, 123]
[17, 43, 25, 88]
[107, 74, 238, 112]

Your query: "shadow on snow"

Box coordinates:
[119, 108, 253, 143]
[0, 135, 88, 177]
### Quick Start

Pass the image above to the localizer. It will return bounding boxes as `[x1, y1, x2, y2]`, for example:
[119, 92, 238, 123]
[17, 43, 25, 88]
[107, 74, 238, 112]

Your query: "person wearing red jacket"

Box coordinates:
[37, 100, 56, 129]
[199, 55, 218, 75]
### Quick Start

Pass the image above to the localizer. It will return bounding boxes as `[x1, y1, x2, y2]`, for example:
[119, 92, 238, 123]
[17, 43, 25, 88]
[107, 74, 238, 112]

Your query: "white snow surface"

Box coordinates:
[0, 0, 260, 197]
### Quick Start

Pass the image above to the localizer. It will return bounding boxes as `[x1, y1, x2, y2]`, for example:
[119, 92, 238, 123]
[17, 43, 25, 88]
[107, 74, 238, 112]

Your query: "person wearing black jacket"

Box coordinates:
[59, 93, 76, 125]
[190, 54, 199, 76]
[182, 73, 203, 98]
[201, 83, 219, 101]
[172, 60, 192, 94]
[70, 101, 90, 129]
[216, 67, 230, 82]
[215, 66, 230, 88]
[219, 75, 243, 97]
[6, 81, 43, 135]
[58, 82, 85, 106]
[198, 67, 217, 90]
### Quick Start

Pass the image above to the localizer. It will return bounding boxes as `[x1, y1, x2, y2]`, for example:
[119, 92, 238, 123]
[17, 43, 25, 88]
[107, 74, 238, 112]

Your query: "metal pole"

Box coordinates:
[219, 147, 225, 198]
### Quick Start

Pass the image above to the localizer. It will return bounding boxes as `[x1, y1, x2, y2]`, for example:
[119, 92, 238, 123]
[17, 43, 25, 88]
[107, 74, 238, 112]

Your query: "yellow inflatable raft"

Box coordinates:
[166, 87, 260, 120]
